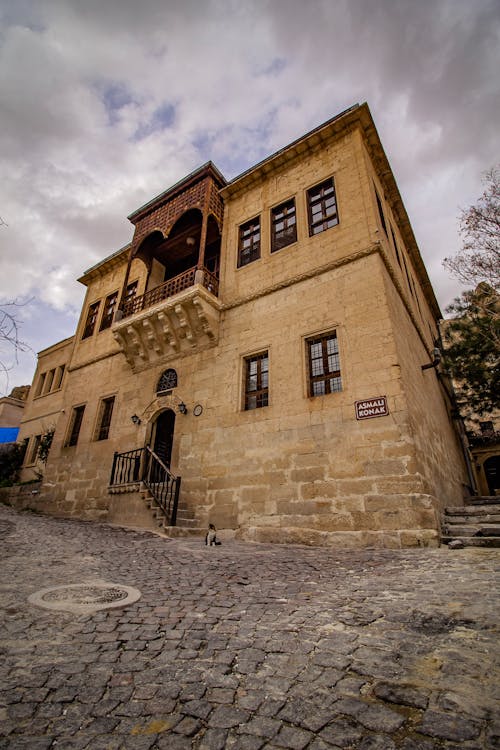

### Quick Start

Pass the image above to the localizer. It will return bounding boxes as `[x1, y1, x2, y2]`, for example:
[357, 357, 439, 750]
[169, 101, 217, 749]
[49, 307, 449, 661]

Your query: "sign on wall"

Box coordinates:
[355, 396, 389, 420]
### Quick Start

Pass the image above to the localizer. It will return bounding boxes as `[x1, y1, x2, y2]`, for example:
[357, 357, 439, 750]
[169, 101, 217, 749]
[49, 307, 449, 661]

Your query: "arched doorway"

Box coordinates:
[484, 456, 500, 495]
[152, 409, 176, 468]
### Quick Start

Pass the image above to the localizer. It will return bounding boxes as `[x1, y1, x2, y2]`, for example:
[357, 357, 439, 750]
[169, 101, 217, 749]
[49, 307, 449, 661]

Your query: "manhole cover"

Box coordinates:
[28, 582, 141, 613]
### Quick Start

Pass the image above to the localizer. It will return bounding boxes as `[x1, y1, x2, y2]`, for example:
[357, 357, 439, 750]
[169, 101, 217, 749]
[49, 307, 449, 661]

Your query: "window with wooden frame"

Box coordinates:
[82, 301, 101, 339]
[271, 198, 297, 252]
[66, 405, 86, 447]
[244, 352, 269, 410]
[125, 280, 138, 303]
[95, 396, 115, 441]
[238, 217, 261, 268]
[307, 178, 339, 236]
[27, 434, 42, 465]
[99, 291, 118, 331]
[307, 331, 342, 397]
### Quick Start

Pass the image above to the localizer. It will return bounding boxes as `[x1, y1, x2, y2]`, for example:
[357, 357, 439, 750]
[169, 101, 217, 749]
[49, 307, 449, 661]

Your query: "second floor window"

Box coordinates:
[271, 199, 297, 253]
[244, 352, 269, 410]
[307, 331, 342, 396]
[100, 291, 118, 331]
[307, 178, 339, 236]
[82, 301, 100, 339]
[238, 217, 261, 268]
[66, 405, 86, 447]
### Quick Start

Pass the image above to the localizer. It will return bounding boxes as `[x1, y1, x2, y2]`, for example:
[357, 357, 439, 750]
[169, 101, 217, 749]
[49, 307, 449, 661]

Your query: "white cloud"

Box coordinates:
[0, 0, 499, 391]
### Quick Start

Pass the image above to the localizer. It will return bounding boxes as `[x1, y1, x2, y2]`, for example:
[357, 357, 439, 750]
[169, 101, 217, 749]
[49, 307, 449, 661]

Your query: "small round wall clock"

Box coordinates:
[193, 404, 203, 417]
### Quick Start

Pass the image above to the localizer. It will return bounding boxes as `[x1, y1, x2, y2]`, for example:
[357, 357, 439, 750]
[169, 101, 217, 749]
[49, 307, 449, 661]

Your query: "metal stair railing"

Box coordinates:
[143, 447, 181, 526]
[109, 446, 181, 526]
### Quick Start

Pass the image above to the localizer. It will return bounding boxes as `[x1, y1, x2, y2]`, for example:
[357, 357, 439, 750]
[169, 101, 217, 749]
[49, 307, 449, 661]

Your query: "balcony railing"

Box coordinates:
[121, 266, 219, 319]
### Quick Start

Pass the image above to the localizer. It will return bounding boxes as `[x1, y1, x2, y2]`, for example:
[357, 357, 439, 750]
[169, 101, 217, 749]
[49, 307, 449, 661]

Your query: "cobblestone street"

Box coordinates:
[0, 505, 498, 749]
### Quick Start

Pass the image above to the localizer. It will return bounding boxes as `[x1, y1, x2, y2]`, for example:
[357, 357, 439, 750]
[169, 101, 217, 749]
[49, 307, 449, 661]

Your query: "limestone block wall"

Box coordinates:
[178, 253, 440, 548]
[18, 337, 74, 481]
[382, 269, 469, 510]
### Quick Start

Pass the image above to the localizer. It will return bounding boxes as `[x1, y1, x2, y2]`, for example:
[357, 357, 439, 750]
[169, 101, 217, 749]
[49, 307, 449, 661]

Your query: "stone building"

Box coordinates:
[17, 103, 472, 547]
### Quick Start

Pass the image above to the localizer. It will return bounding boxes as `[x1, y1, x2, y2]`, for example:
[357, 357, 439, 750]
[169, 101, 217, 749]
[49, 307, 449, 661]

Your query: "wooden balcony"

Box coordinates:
[112, 267, 221, 370]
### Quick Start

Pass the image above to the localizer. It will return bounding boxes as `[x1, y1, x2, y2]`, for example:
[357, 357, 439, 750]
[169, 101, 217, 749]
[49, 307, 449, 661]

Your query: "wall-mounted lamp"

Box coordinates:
[177, 401, 188, 415]
[131, 414, 142, 425]
[421, 347, 442, 371]
[186, 236, 196, 247]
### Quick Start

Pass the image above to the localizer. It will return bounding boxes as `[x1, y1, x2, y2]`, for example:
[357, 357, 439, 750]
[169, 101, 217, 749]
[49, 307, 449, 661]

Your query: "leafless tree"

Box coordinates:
[444, 166, 500, 291]
[0, 300, 30, 392]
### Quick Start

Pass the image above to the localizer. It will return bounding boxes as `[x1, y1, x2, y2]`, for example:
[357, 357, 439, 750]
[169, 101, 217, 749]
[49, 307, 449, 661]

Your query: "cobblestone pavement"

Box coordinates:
[0, 505, 499, 750]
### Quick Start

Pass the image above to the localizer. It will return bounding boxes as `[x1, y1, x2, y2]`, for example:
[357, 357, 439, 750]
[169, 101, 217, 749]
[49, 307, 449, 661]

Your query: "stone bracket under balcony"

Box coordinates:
[112, 285, 221, 370]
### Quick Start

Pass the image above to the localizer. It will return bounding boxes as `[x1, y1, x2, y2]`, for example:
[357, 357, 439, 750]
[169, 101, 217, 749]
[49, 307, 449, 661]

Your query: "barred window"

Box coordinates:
[82, 301, 100, 339]
[95, 396, 115, 441]
[99, 291, 118, 331]
[238, 217, 261, 268]
[66, 405, 86, 447]
[271, 199, 297, 252]
[244, 353, 269, 410]
[157, 369, 178, 393]
[307, 332, 342, 397]
[307, 178, 339, 236]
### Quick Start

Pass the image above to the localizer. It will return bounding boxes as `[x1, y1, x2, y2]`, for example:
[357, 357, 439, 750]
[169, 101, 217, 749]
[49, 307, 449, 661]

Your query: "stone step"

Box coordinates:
[467, 496, 500, 506]
[445, 505, 500, 516]
[443, 524, 500, 537]
[442, 535, 500, 549]
[444, 514, 500, 524]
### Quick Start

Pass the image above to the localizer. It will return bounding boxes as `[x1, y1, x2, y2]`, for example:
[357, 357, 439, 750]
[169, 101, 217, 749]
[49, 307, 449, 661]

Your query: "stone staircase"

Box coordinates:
[442, 496, 500, 548]
[140, 487, 204, 538]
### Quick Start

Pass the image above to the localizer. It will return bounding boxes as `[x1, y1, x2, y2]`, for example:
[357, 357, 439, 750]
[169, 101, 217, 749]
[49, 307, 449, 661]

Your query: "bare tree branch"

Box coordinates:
[443, 166, 500, 291]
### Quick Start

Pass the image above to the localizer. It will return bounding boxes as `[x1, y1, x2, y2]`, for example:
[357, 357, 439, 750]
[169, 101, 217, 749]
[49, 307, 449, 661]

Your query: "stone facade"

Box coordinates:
[17, 103, 471, 546]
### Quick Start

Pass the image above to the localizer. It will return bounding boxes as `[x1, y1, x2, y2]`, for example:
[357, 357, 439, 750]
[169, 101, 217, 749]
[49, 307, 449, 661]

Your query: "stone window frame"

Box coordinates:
[237, 215, 261, 268]
[243, 351, 269, 411]
[306, 330, 343, 397]
[307, 177, 339, 236]
[26, 434, 42, 465]
[82, 301, 101, 339]
[94, 395, 116, 441]
[157, 369, 178, 394]
[271, 197, 297, 253]
[65, 404, 86, 447]
[99, 290, 119, 331]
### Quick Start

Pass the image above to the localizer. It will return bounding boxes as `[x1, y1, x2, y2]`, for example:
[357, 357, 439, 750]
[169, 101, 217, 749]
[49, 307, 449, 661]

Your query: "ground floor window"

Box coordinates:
[307, 331, 342, 396]
[66, 405, 86, 446]
[26, 434, 41, 465]
[244, 352, 269, 410]
[95, 396, 115, 441]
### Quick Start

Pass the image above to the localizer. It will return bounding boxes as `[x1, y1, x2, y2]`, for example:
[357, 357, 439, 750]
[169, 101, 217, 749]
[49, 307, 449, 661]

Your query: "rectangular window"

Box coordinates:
[27, 435, 42, 464]
[125, 280, 138, 302]
[238, 217, 261, 268]
[271, 198, 297, 252]
[82, 301, 100, 339]
[307, 178, 339, 236]
[95, 396, 115, 441]
[307, 331, 342, 397]
[53, 364, 65, 390]
[375, 188, 388, 237]
[66, 405, 85, 447]
[244, 352, 269, 410]
[35, 372, 46, 397]
[99, 291, 118, 331]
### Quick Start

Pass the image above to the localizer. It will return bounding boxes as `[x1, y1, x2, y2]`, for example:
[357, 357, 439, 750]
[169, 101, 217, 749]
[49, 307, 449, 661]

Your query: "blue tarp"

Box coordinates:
[0, 427, 19, 443]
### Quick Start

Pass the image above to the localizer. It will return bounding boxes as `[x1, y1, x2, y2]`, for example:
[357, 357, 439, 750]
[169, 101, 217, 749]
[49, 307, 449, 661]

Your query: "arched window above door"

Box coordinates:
[157, 369, 178, 394]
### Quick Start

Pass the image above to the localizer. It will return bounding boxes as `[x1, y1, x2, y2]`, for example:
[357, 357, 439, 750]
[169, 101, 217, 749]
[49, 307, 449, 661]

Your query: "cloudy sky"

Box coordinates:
[0, 0, 499, 393]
